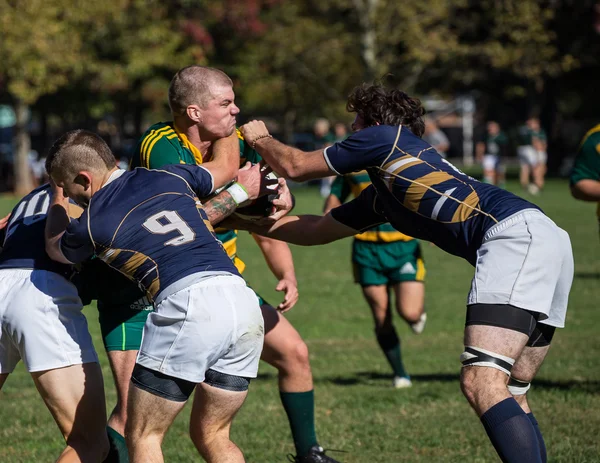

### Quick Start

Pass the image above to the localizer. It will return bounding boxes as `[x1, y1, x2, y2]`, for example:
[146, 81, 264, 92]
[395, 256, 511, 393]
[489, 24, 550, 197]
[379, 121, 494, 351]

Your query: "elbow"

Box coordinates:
[570, 185, 584, 201]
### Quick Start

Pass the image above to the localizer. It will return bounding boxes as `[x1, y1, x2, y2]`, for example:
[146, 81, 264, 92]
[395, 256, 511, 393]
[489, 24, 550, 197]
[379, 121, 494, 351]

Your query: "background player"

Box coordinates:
[570, 123, 600, 237]
[476, 120, 508, 187]
[324, 172, 426, 388]
[0, 184, 109, 462]
[130, 65, 339, 463]
[235, 82, 573, 463]
[44, 129, 276, 463]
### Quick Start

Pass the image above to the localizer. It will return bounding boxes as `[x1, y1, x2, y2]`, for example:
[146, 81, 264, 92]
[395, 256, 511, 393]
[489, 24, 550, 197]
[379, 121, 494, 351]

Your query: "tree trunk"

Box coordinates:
[13, 99, 33, 196]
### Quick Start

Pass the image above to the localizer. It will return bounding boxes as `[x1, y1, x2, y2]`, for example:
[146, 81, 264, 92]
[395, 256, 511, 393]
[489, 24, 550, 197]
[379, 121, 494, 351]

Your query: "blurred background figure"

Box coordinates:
[333, 122, 348, 143]
[422, 117, 450, 158]
[517, 117, 548, 195]
[312, 118, 336, 197]
[476, 121, 509, 187]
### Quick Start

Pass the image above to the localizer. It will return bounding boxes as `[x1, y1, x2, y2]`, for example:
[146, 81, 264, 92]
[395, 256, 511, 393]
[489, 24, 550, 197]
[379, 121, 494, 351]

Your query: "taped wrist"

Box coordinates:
[226, 182, 249, 206]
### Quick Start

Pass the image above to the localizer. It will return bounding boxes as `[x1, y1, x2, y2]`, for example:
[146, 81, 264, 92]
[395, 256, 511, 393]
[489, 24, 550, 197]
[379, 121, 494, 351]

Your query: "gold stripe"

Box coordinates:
[145, 128, 176, 167]
[147, 278, 160, 298]
[121, 251, 151, 276]
[579, 124, 600, 149]
[100, 248, 122, 265]
[141, 127, 173, 167]
[354, 230, 413, 242]
[222, 237, 237, 259]
[416, 257, 426, 281]
[233, 256, 246, 274]
[404, 171, 453, 212]
[451, 190, 480, 223]
[203, 218, 214, 233]
[174, 126, 204, 165]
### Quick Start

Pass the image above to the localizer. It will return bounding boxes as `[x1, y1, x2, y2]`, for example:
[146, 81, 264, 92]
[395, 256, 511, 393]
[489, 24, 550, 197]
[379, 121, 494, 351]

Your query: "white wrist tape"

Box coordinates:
[226, 182, 249, 206]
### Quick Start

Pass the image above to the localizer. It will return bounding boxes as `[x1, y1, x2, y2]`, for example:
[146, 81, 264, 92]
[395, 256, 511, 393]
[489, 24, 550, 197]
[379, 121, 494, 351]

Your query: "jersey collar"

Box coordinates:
[173, 125, 205, 165]
[102, 168, 126, 188]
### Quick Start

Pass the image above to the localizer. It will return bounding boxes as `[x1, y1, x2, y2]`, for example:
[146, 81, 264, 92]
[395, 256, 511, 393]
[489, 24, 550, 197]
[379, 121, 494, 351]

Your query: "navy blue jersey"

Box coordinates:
[326, 125, 540, 265]
[0, 184, 76, 277]
[59, 166, 239, 302]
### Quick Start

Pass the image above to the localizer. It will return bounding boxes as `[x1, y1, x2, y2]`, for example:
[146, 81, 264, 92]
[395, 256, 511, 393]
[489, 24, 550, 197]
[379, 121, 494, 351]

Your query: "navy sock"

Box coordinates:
[480, 398, 542, 463]
[527, 412, 547, 463]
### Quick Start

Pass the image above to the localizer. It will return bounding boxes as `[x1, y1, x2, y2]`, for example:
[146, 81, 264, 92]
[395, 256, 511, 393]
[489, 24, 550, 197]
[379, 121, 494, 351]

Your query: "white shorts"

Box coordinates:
[137, 274, 264, 383]
[0, 269, 98, 373]
[468, 209, 573, 328]
[482, 154, 504, 173]
[518, 146, 547, 167]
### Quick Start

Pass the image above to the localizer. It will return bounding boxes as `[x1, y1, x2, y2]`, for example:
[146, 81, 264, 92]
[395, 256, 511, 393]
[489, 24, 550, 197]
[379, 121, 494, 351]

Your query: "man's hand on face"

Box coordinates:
[240, 120, 271, 147]
[236, 162, 277, 202]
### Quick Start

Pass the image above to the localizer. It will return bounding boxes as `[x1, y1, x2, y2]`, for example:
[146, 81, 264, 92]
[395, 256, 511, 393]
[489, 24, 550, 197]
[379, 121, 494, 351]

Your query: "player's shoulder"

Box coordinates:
[579, 124, 600, 153]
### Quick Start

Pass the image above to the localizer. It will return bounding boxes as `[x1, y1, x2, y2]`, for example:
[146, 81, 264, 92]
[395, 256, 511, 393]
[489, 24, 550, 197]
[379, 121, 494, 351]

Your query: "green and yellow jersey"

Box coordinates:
[132, 121, 261, 273]
[329, 171, 414, 243]
[570, 123, 600, 220]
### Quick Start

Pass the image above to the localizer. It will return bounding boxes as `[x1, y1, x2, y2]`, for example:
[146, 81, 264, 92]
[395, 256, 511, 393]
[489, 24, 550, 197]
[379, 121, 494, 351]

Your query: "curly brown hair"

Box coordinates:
[346, 83, 426, 137]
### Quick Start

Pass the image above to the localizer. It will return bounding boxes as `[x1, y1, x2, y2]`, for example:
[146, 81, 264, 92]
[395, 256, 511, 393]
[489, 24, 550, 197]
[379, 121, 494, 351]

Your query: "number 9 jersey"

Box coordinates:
[59, 165, 240, 303]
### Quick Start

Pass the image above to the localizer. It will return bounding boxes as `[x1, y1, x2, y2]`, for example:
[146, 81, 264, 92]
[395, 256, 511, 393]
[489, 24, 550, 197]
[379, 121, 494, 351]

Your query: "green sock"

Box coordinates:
[279, 390, 318, 457]
[376, 328, 409, 378]
[105, 426, 129, 463]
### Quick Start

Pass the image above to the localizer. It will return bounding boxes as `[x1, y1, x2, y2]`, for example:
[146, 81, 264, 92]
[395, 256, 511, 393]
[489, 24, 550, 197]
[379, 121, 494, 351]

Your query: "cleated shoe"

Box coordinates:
[409, 312, 427, 334]
[288, 445, 344, 462]
[393, 376, 413, 389]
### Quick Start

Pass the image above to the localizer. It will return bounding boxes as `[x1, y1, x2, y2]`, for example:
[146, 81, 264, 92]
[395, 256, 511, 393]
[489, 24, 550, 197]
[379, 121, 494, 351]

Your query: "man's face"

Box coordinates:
[197, 85, 240, 140]
[54, 172, 92, 207]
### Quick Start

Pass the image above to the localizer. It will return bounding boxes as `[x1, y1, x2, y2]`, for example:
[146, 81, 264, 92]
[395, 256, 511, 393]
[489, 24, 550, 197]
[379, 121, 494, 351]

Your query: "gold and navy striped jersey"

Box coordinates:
[60, 166, 239, 302]
[326, 125, 541, 265]
[330, 172, 413, 242]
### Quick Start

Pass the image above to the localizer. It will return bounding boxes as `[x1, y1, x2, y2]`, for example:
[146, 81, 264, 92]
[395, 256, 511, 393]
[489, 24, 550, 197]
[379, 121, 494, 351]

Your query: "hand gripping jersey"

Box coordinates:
[329, 172, 413, 243]
[0, 184, 82, 277]
[325, 125, 541, 266]
[60, 166, 239, 302]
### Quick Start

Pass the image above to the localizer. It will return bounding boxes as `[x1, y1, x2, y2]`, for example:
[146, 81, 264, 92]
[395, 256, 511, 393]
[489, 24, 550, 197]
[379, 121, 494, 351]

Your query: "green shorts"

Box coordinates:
[98, 297, 153, 352]
[352, 239, 425, 287]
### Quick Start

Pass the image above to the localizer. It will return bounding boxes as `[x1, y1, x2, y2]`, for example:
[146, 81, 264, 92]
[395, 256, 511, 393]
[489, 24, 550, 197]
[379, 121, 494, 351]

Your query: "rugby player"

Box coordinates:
[476, 121, 508, 187]
[128, 65, 339, 463]
[236, 83, 574, 463]
[324, 173, 426, 388]
[0, 184, 109, 462]
[44, 129, 278, 463]
[570, 123, 600, 236]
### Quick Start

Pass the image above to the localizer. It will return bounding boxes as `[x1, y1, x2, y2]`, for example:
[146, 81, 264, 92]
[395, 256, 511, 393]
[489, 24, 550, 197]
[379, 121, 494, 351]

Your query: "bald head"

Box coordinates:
[169, 65, 233, 115]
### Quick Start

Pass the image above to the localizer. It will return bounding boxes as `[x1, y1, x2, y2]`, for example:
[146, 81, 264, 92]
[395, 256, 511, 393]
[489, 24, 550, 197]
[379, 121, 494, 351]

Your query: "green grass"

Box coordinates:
[1, 180, 599, 462]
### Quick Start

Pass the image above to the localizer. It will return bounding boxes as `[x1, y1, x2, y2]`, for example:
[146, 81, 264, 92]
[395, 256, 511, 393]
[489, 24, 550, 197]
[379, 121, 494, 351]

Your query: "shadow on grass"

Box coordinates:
[574, 271, 600, 279]
[312, 371, 600, 393]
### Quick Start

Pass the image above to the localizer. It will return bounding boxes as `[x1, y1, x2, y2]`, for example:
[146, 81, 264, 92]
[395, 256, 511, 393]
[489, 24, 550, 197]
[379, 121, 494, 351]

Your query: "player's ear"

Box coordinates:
[186, 105, 202, 123]
[74, 172, 92, 190]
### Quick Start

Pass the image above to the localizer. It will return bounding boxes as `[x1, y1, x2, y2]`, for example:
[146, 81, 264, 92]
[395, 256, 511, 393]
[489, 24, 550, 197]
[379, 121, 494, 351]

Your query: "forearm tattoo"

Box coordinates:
[204, 191, 238, 226]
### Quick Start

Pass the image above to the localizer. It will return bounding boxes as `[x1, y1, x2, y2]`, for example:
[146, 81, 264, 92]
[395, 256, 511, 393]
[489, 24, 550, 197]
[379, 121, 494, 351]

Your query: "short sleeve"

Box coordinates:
[323, 128, 382, 175]
[162, 164, 215, 197]
[60, 213, 95, 264]
[238, 131, 263, 164]
[329, 176, 351, 202]
[330, 184, 387, 231]
[142, 136, 181, 169]
[570, 136, 600, 185]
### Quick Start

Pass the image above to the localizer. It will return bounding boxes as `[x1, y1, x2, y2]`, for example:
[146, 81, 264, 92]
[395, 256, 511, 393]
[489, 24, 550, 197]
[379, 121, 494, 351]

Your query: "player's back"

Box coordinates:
[325, 125, 540, 264]
[78, 167, 239, 302]
[0, 184, 72, 277]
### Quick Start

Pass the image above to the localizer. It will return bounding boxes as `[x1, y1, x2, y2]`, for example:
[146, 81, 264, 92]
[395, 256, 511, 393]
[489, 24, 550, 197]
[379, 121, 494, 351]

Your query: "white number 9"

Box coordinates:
[143, 210, 195, 246]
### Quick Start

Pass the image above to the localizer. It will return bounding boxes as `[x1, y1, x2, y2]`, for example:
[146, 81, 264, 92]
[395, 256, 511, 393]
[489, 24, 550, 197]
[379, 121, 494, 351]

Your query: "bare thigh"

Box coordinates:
[189, 381, 248, 442]
[361, 285, 391, 327]
[32, 363, 107, 446]
[391, 281, 424, 323]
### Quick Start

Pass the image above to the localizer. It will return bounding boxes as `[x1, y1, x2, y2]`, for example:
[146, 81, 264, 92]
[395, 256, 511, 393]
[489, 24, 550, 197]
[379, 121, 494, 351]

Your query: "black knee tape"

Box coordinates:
[131, 364, 196, 402]
[526, 323, 556, 347]
[204, 369, 250, 392]
[466, 304, 539, 336]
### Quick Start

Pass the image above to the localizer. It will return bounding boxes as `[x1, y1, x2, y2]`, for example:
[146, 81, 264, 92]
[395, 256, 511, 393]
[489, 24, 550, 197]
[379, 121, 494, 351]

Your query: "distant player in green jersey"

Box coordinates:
[129, 66, 340, 463]
[518, 117, 548, 195]
[476, 121, 509, 187]
[324, 172, 426, 388]
[570, 123, 600, 235]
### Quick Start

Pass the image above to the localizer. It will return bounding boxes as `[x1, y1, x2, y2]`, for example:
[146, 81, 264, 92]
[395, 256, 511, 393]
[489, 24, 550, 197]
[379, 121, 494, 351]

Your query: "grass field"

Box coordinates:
[0, 179, 598, 462]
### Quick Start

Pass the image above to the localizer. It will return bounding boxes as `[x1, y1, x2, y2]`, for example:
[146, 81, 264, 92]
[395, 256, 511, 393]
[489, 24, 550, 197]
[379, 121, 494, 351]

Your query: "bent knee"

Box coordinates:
[460, 366, 508, 404]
